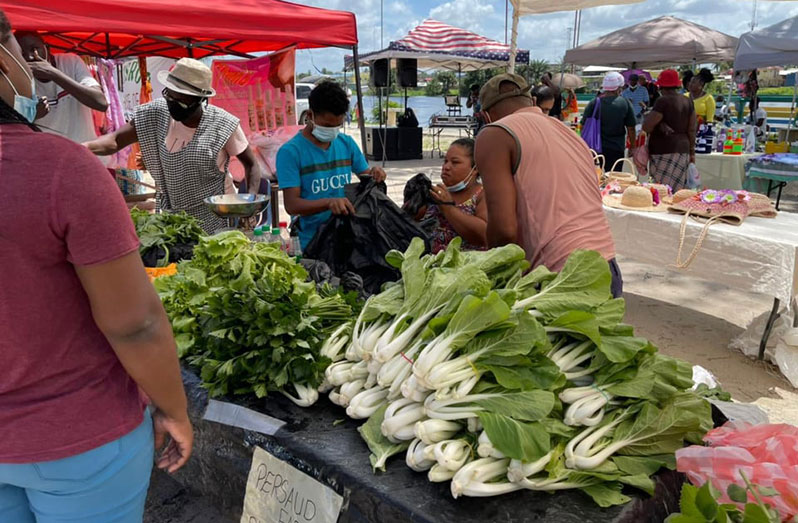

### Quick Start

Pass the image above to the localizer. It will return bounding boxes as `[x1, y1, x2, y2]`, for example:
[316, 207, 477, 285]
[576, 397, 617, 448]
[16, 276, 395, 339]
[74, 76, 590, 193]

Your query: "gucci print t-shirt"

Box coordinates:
[276, 131, 368, 248]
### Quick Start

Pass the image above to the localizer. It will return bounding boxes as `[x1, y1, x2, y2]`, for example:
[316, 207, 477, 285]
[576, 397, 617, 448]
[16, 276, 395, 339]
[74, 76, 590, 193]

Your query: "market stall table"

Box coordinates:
[604, 207, 798, 358]
[744, 153, 798, 210]
[693, 152, 759, 190]
[175, 369, 683, 523]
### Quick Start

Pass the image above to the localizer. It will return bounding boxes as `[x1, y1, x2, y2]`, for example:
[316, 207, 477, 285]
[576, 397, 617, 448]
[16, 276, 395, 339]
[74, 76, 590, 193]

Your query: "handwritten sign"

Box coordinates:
[241, 447, 343, 523]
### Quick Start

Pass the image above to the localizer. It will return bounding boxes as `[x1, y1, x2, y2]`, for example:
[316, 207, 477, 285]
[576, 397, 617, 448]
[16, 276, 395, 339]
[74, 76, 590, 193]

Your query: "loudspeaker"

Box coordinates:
[397, 59, 417, 88]
[370, 59, 389, 88]
[365, 127, 423, 161]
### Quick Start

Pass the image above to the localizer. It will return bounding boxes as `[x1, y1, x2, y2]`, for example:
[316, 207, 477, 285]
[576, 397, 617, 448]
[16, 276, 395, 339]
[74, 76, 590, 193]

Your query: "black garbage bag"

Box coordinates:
[402, 173, 433, 219]
[304, 177, 430, 294]
[140, 241, 197, 267]
[299, 258, 333, 285]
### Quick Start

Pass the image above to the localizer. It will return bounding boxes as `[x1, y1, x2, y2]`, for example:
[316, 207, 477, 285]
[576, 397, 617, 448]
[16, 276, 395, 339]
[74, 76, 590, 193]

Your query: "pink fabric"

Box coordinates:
[492, 106, 616, 271]
[0, 125, 143, 463]
[165, 120, 248, 174]
[676, 422, 798, 519]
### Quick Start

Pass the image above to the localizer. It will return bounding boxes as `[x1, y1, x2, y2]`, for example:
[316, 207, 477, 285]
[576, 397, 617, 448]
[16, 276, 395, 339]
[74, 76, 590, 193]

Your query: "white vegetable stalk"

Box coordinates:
[325, 360, 368, 387]
[560, 385, 614, 427]
[321, 323, 350, 361]
[424, 352, 484, 392]
[451, 458, 520, 498]
[548, 340, 594, 374]
[329, 388, 346, 407]
[476, 431, 506, 459]
[406, 438, 435, 472]
[280, 383, 319, 407]
[433, 439, 471, 472]
[346, 387, 389, 419]
[467, 417, 483, 433]
[348, 321, 389, 361]
[564, 415, 625, 470]
[413, 334, 463, 388]
[424, 393, 505, 421]
[428, 463, 457, 482]
[338, 378, 366, 407]
[374, 306, 443, 363]
[377, 341, 421, 388]
[401, 374, 431, 402]
[414, 419, 463, 445]
[381, 399, 427, 443]
[506, 451, 554, 483]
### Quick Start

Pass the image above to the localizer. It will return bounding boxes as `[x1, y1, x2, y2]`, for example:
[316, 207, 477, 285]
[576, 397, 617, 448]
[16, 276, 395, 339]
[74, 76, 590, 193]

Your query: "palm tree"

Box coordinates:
[519, 59, 551, 85]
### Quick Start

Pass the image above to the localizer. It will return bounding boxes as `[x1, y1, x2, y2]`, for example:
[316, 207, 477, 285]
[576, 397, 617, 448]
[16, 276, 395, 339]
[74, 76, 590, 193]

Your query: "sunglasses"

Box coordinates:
[161, 88, 200, 109]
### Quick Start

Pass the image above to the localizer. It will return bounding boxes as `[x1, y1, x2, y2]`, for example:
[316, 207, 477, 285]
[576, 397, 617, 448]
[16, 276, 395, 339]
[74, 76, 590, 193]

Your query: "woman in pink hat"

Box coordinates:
[642, 69, 697, 191]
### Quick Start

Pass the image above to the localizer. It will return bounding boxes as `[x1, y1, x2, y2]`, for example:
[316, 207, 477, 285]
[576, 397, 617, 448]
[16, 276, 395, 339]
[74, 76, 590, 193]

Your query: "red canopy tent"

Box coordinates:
[3, 0, 367, 141]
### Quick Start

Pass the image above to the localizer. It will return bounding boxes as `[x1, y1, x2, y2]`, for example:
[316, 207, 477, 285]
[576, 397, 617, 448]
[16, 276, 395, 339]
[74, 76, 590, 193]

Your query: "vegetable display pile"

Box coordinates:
[323, 238, 712, 507]
[131, 209, 204, 267]
[156, 231, 353, 406]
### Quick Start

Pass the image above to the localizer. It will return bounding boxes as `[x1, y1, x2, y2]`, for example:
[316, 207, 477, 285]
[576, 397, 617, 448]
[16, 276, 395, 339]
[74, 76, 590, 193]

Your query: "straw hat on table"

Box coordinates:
[603, 185, 667, 212]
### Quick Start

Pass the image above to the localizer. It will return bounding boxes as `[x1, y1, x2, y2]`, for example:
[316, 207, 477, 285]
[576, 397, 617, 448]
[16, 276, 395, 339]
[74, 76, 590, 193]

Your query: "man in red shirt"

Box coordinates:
[0, 15, 192, 522]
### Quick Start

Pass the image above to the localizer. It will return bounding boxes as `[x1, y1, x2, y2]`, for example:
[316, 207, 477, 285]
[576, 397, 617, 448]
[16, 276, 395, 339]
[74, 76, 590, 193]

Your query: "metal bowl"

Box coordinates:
[203, 194, 270, 218]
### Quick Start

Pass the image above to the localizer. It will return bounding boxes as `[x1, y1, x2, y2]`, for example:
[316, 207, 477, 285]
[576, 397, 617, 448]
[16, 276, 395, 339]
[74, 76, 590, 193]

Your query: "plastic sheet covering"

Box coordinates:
[676, 422, 798, 520]
[604, 207, 798, 304]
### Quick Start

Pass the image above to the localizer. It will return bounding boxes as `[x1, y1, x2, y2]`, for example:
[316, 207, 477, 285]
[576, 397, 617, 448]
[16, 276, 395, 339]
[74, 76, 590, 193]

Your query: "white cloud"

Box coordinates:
[429, 0, 499, 34]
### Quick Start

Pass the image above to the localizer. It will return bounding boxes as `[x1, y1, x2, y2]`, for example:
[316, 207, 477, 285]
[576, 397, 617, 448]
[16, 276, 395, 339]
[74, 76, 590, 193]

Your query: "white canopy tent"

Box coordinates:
[563, 16, 738, 68]
[735, 15, 798, 134]
[507, 0, 644, 71]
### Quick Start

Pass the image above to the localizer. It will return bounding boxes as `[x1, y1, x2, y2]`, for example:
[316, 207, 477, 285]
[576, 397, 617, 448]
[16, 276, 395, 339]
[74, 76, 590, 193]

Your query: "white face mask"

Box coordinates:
[0, 43, 37, 123]
[445, 166, 476, 193]
[310, 116, 340, 143]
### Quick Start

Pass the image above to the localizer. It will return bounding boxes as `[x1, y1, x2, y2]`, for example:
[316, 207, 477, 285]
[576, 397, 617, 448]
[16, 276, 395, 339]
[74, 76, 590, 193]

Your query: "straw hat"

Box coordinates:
[670, 189, 697, 205]
[605, 172, 639, 190]
[603, 186, 666, 212]
[158, 58, 216, 98]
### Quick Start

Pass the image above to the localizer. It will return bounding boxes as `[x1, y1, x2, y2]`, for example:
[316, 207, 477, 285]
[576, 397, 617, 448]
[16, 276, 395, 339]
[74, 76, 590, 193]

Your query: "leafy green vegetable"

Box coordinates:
[358, 404, 411, 472]
[131, 208, 204, 267]
[157, 231, 354, 402]
[477, 412, 550, 462]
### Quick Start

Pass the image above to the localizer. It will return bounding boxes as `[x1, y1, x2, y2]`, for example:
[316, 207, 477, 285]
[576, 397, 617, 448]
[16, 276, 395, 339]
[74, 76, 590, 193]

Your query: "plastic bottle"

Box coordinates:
[290, 237, 302, 259]
[744, 125, 757, 154]
[255, 81, 267, 131]
[268, 227, 281, 245]
[277, 221, 290, 249]
[704, 123, 715, 153]
[247, 85, 258, 132]
[252, 226, 265, 242]
[733, 129, 744, 155]
[723, 129, 734, 155]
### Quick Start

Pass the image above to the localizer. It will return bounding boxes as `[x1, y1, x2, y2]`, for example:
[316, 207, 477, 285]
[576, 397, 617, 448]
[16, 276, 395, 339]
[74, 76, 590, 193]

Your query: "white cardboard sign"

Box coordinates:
[241, 447, 343, 523]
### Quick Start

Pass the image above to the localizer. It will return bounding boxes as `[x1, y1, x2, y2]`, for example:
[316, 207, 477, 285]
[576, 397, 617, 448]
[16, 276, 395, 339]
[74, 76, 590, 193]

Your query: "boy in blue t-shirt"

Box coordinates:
[276, 82, 386, 249]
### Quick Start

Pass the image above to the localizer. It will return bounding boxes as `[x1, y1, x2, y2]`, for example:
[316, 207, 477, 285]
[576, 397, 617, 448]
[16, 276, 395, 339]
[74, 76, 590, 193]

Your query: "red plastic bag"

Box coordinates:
[676, 422, 798, 520]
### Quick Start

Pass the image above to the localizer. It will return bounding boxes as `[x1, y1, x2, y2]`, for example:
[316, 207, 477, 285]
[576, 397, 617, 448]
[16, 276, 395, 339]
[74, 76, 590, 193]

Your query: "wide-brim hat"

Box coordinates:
[603, 185, 667, 212]
[158, 58, 216, 98]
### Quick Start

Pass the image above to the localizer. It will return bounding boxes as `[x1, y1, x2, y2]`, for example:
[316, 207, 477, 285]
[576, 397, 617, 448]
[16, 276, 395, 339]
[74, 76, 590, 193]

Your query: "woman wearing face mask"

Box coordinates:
[0, 10, 192, 521]
[422, 138, 487, 253]
[276, 81, 386, 251]
[85, 58, 261, 233]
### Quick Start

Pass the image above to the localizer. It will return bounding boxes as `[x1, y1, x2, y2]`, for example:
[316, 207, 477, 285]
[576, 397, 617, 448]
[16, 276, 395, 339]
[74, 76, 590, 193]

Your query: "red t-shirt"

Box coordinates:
[0, 124, 144, 463]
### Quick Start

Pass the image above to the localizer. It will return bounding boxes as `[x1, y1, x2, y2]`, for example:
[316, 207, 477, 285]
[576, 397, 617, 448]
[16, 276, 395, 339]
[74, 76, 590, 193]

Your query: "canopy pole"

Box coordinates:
[508, 6, 519, 73]
[383, 59, 390, 167]
[788, 72, 797, 138]
[352, 44, 368, 156]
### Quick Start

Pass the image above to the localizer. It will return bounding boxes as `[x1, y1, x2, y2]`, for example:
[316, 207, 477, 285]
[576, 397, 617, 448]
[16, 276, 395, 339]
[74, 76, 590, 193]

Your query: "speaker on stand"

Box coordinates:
[397, 59, 417, 112]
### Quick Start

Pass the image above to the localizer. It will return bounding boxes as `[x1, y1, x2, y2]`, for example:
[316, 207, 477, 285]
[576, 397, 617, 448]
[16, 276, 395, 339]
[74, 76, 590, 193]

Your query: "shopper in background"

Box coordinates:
[276, 81, 386, 250]
[475, 73, 622, 297]
[420, 138, 487, 254]
[621, 73, 649, 124]
[640, 75, 659, 105]
[541, 72, 564, 121]
[750, 96, 768, 139]
[531, 85, 556, 115]
[0, 11, 192, 522]
[687, 68, 716, 126]
[16, 30, 108, 144]
[581, 72, 637, 172]
[642, 69, 696, 192]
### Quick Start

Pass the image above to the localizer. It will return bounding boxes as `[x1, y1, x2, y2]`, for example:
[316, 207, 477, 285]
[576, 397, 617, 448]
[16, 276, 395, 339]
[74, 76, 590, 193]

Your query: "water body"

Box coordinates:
[358, 95, 474, 126]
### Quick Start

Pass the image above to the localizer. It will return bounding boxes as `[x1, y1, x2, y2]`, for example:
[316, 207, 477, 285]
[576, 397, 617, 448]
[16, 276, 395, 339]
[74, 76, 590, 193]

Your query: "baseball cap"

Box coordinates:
[479, 73, 533, 112]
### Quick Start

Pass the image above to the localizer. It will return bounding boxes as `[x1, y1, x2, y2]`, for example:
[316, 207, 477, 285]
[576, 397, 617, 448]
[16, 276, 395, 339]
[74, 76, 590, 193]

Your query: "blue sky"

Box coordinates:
[294, 0, 798, 74]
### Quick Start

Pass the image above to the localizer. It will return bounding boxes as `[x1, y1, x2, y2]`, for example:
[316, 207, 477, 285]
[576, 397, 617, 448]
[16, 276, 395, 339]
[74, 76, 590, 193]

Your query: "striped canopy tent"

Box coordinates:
[345, 19, 529, 71]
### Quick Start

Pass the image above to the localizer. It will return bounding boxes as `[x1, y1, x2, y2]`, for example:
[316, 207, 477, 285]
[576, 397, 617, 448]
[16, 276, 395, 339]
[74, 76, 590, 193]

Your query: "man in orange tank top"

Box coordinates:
[474, 73, 623, 297]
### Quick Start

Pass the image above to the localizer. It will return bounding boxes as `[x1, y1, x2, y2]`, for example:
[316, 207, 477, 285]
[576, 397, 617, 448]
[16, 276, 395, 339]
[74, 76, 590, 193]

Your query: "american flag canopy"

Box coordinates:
[388, 19, 530, 64]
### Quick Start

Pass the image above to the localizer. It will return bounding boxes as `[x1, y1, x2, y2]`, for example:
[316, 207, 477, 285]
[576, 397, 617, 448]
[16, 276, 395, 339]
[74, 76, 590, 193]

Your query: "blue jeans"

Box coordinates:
[0, 410, 153, 522]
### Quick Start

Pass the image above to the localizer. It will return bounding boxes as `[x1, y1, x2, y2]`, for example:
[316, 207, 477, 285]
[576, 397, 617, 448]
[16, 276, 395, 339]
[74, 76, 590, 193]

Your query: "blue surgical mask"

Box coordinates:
[445, 166, 476, 193]
[311, 118, 340, 143]
[0, 43, 37, 123]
